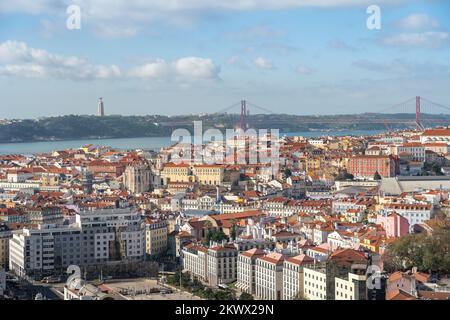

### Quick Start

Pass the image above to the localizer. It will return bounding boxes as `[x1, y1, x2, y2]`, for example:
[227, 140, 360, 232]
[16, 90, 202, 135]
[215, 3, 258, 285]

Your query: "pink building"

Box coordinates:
[376, 212, 409, 238]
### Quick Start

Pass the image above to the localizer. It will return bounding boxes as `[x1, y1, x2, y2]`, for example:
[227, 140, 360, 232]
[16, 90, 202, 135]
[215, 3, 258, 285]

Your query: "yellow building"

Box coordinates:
[41, 174, 59, 186]
[145, 220, 168, 256]
[359, 236, 382, 253]
[192, 164, 224, 185]
[162, 163, 225, 186]
[0, 225, 11, 269]
[306, 157, 321, 171]
[161, 163, 193, 183]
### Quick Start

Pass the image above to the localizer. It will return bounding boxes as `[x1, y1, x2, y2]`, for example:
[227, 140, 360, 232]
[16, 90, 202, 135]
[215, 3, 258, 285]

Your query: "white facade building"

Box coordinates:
[207, 245, 238, 286]
[383, 203, 432, 231]
[181, 244, 208, 282]
[303, 267, 327, 300]
[236, 248, 265, 295]
[282, 254, 315, 300]
[9, 224, 82, 277]
[75, 207, 146, 264]
[9, 207, 145, 277]
[255, 252, 285, 300]
[335, 272, 367, 300]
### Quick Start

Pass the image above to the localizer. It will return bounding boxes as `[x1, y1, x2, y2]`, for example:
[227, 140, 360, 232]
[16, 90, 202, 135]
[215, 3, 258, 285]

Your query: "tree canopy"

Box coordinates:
[383, 227, 450, 274]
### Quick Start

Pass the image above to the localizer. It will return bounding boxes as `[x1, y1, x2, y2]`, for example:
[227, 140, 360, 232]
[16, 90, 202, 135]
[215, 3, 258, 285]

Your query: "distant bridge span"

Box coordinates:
[159, 96, 450, 130]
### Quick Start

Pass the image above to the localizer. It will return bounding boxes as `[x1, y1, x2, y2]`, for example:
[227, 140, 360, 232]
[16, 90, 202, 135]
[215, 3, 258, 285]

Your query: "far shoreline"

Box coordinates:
[0, 128, 385, 146]
[0, 129, 385, 155]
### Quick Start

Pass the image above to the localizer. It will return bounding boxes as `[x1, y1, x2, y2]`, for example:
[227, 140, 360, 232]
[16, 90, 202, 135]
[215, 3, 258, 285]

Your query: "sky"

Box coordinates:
[0, 0, 449, 118]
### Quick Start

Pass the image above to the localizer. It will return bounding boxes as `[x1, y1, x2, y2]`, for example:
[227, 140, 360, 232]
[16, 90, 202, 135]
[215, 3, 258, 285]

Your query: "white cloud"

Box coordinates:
[128, 59, 170, 79]
[382, 32, 449, 49]
[93, 25, 139, 38]
[174, 57, 220, 80]
[0, 1, 408, 14]
[129, 57, 220, 81]
[254, 57, 274, 69]
[0, 1, 410, 37]
[226, 55, 240, 65]
[327, 39, 356, 51]
[353, 58, 450, 76]
[0, 41, 220, 82]
[0, 40, 121, 79]
[397, 13, 439, 30]
[0, 0, 64, 15]
[225, 24, 284, 40]
[295, 65, 315, 75]
[382, 14, 448, 49]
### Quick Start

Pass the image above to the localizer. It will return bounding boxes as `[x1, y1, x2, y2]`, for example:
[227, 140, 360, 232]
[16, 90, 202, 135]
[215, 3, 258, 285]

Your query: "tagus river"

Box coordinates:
[0, 130, 383, 155]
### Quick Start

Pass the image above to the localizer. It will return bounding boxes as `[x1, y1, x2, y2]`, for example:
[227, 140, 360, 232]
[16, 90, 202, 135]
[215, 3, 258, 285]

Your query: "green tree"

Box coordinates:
[214, 290, 235, 300]
[284, 168, 292, 178]
[208, 230, 228, 243]
[431, 163, 442, 175]
[199, 288, 215, 299]
[383, 227, 450, 274]
[335, 169, 354, 181]
[239, 292, 254, 300]
[191, 276, 204, 292]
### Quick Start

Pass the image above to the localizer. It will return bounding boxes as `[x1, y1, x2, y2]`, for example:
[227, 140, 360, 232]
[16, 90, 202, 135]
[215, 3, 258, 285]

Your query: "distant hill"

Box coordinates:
[0, 113, 449, 143]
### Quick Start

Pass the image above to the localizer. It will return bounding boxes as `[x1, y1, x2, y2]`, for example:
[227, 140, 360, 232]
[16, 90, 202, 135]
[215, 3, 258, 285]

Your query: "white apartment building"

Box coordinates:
[181, 244, 208, 282]
[334, 180, 380, 191]
[420, 129, 450, 144]
[282, 254, 315, 300]
[327, 231, 356, 251]
[308, 139, 325, 147]
[383, 203, 432, 231]
[9, 224, 83, 277]
[207, 245, 238, 286]
[313, 225, 333, 245]
[6, 170, 34, 183]
[75, 207, 146, 264]
[218, 202, 258, 214]
[198, 195, 216, 211]
[303, 267, 327, 300]
[181, 196, 199, 211]
[332, 199, 368, 214]
[25, 206, 64, 225]
[306, 246, 329, 262]
[264, 199, 296, 217]
[335, 272, 367, 300]
[181, 243, 238, 285]
[255, 252, 285, 300]
[236, 248, 265, 295]
[9, 207, 146, 277]
[397, 143, 426, 162]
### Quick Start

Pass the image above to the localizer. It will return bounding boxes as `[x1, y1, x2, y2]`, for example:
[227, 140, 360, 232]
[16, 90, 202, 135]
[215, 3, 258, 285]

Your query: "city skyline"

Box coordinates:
[0, 0, 450, 118]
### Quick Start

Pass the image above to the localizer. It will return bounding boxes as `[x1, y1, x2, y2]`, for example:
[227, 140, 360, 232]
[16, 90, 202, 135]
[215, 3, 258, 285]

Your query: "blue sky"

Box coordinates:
[0, 0, 449, 118]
